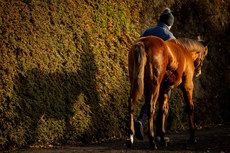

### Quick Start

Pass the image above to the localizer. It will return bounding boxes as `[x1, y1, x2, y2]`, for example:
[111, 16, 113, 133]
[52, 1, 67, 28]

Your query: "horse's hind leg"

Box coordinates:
[146, 84, 160, 149]
[126, 97, 137, 147]
[156, 89, 169, 147]
[182, 81, 197, 143]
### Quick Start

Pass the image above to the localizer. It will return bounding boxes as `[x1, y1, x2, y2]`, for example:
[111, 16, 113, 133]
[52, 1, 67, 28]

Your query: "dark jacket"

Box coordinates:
[140, 22, 175, 41]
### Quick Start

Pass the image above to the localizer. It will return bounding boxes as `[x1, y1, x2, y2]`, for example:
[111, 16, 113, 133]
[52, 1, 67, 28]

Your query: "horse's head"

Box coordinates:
[169, 37, 209, 77]
[194, 38, 209, 77]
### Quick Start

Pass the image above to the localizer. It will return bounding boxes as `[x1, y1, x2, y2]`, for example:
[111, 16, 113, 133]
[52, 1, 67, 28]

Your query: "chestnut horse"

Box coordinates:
[127, 36, 209, 149]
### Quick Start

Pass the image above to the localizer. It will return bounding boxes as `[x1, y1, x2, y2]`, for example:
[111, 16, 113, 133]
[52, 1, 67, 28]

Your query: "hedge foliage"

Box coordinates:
[0, 0, 142, 150]
[1, 0, 229, 151]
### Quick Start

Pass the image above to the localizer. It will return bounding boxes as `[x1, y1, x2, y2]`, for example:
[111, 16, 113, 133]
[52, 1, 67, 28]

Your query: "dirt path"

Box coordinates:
[13, 124, 230, 153]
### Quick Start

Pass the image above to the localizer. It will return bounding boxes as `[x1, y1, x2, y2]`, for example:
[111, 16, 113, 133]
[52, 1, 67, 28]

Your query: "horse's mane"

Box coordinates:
[168, 38, 204, 53]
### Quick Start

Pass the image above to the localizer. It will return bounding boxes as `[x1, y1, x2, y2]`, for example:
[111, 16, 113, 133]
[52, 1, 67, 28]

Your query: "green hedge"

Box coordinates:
[0, 0, 142, 150]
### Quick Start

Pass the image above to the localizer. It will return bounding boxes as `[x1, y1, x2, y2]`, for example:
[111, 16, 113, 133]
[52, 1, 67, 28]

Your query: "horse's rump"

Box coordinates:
[129, 37, 171, 84]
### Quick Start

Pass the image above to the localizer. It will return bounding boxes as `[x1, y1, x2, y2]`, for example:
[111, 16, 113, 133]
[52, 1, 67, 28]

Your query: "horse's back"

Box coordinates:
[138, 36, 166, 55]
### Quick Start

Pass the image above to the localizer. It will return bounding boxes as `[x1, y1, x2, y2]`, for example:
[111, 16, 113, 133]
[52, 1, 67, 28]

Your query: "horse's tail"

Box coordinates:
[131, 41, 147, 100]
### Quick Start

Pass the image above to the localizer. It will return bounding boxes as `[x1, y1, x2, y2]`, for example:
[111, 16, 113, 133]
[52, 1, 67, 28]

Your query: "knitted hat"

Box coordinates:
[159, 8, 174, 26]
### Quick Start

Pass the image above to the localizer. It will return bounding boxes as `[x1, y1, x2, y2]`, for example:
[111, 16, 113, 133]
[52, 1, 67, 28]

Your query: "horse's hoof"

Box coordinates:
[126, 139, 133, 148]
[149, 141, 158, 149]
[188, 137, 197, 144]
[160, 140, 168, 147]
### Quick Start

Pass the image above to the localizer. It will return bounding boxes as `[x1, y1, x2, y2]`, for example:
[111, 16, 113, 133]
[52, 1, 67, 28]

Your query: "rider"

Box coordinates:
[135, 8, 176, 142]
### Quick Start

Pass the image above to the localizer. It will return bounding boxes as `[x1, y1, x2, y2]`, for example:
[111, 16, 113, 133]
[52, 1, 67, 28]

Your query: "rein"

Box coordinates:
[194, 46, 205, 77]
[196, 49, 204, 70]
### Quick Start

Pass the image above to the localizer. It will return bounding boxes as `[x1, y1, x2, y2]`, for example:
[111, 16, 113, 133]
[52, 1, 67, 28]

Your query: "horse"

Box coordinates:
[126, 36, 209, 149]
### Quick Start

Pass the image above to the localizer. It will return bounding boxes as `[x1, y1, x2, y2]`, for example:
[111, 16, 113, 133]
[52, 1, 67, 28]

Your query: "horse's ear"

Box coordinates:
[202, 40, 210, 47]
[197, 35, 210, 47]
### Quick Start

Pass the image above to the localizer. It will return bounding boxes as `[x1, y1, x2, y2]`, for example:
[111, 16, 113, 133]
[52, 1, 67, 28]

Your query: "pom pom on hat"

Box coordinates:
[159, 8, 174, 26]
[163, 8, 171, 14]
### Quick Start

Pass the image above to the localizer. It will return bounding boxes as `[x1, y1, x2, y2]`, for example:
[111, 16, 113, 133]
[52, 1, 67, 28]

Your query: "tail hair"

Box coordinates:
[132, 42, 146, 99]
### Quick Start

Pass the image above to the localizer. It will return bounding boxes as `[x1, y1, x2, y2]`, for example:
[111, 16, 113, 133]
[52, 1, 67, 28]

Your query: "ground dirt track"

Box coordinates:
[13, 123, 230, 153]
